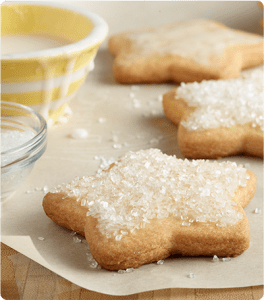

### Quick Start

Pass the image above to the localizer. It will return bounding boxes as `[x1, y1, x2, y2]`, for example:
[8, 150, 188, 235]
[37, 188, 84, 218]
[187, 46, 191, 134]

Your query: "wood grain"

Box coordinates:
[1, 243, 263, 300]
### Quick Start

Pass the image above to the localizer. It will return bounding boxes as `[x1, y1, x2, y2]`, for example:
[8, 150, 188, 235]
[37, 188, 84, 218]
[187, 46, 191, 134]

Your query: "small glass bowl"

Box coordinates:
[1, 101, 47, 200]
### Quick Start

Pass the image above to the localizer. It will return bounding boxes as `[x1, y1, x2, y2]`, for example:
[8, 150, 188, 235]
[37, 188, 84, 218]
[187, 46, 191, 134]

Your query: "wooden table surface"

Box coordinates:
[2, 243, 263, 300]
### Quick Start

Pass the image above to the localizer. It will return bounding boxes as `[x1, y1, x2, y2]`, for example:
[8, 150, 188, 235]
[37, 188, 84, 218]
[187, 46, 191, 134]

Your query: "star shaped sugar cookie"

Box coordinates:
[43, 149, 257, 270]
[108, 19, 263, 84]
[163, 68, 264, 159]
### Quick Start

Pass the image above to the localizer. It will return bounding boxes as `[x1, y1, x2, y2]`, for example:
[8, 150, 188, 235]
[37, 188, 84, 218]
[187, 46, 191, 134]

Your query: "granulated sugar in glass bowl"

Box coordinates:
[1, 101, 47, 200]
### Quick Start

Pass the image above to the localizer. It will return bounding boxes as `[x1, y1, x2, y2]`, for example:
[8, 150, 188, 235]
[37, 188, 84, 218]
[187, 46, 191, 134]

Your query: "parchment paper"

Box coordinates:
[1, 1, 263, 296]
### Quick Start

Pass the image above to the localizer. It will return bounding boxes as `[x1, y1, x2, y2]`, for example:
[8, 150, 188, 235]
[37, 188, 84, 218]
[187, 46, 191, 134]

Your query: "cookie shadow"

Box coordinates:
[139, 114, 184, 159]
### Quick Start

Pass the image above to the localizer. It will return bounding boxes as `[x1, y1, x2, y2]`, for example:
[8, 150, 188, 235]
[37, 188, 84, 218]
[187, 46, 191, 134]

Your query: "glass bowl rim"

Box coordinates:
[1, 101, 47, 170]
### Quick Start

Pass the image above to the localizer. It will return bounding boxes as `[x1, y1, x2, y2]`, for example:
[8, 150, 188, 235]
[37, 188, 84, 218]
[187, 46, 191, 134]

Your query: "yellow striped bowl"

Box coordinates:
[1, 2, 108, 124]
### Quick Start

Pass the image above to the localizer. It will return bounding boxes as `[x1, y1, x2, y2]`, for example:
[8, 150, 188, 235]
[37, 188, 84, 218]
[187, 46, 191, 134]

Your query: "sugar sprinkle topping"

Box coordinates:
[51, 149, 248, 240]
[221, 257, 231, 262]
[212, 255, 219, 262]
[177, 69, 263, 131]
[187, 273, 195, 278]
[70, 128, 89, 139]
[253, 208, 261, 214]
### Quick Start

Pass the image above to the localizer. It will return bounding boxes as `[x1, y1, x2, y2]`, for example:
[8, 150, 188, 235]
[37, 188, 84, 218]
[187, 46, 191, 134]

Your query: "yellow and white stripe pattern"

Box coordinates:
[1, 2, 108, 123]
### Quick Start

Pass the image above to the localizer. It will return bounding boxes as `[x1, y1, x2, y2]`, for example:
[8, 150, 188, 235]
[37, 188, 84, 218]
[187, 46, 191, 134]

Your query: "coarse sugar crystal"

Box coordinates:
[182, 221, 191, 227]
[158, 95, 163, 102]
[86, 250, 99, 269]
[73, 236, 82, 243]
[126, 268, 134, 273]
[113, 144, 122, 149]
[133, 99, 141, 108]
[1, 130, 35, 153]
[70, 128, 89, 139]
[178, 69, 263, 131]
[94, 155, 116, 173]
[26, 190, 34, 194]
[212, 255, 219, 262]
[89, 261, 98, 268]
[43, 186, 49, 194]
[221, 257, 231, 262]
[51, 149, 250, 240]
[98, 117, 106, 123]
[1, 129, 37, 168]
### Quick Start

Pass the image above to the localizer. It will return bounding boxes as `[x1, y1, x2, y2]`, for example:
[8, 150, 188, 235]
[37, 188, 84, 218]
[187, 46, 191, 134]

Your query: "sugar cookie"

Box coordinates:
[163, 68, 263, 159]
[43, 190, 87, 236]
[260, 18, 263, 28]
[43, 165, 115, 236]
[108, 19, 263, 84]
[44, 149, 257, 270]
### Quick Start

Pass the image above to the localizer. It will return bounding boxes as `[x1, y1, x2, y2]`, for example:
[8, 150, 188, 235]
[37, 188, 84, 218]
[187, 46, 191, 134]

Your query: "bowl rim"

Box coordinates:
[1, 101, 47, 166]
[2, 1, 108, 60]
